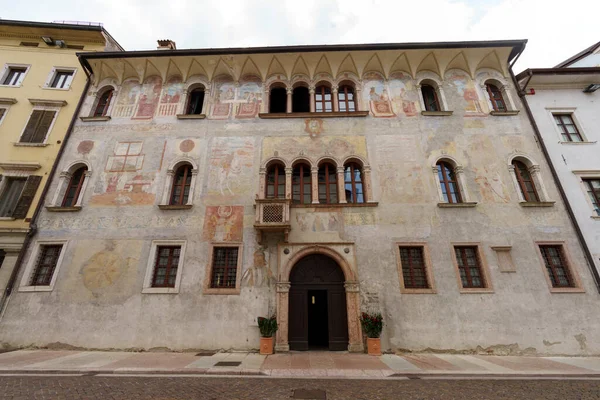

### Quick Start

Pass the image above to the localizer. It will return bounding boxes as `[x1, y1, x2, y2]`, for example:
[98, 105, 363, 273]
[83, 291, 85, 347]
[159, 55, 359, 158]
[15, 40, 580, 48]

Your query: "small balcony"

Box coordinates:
[254, 198, 291, 243]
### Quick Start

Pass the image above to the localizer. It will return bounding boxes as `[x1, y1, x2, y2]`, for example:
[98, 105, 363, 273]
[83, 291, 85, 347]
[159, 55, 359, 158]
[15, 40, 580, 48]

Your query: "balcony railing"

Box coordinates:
[254, 198, 291, 243]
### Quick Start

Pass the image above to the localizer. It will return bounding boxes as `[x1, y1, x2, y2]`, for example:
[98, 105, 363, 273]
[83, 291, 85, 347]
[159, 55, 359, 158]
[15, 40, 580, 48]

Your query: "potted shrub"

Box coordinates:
[360, 312, 383, 355]
[257, 315, 278, 355]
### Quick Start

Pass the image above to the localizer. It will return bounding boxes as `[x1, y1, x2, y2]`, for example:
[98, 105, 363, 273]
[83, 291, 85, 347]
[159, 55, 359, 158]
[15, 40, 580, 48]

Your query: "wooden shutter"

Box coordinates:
[12, 175, 42, 219]
[20, 110, 43, 143]
[31, 111, 56, 143]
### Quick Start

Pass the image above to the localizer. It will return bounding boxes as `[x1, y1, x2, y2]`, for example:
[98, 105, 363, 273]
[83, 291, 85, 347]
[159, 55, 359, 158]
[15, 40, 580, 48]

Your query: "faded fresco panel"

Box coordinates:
[389, 72, 419, 117]
[210, 76, 235, 119]
[242, 246, 275, 288]
[289, 209, 344, 242]
[157, 76, 183, 116]
[207, 137, 254, 197]
[236, 76, 262, 119]
[112, 79, 140, 118]
[202, 205, 244, 242]
[134, 76, 162, 119]
[446, 70, 485, 116]
[363, 72, 395, 117]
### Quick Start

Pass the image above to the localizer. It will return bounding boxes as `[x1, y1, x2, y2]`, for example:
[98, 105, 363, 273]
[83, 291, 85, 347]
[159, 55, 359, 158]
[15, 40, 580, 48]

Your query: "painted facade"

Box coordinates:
[517, 42, 600, 283]
[1, 40, 599, 355]
[0, 20, 122, 310]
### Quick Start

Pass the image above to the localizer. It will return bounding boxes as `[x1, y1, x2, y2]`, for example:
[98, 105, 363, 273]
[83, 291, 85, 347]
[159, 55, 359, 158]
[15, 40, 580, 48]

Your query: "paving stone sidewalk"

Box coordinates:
[1, 350, 600, 378]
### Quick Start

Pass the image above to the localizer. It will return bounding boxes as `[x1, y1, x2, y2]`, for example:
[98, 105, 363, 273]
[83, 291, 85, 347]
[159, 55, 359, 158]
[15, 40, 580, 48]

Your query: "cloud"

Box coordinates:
[2, 0, 597, 71]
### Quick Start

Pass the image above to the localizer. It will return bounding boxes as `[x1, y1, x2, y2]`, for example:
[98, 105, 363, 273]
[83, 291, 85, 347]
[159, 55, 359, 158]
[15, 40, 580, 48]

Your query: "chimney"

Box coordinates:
[157, 39, 176, 50]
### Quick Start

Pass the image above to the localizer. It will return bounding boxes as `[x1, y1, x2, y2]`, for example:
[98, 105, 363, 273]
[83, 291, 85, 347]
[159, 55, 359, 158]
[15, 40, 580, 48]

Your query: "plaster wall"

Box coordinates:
[525, 87, 600, 275]
[0, 55, 599, 355]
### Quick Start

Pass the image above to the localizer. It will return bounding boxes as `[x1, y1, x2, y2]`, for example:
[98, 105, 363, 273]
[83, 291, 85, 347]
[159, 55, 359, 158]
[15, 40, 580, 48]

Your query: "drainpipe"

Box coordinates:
[509, 69, 600, 294]
[0, 60, 93, 318]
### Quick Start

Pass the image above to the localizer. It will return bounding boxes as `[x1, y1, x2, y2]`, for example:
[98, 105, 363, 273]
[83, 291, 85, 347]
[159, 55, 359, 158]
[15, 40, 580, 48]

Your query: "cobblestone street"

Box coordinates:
[1, 376, 600, 400]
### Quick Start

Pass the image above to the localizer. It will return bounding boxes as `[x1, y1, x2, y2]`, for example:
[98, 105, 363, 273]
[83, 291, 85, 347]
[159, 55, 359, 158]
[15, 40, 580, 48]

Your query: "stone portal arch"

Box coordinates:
[276, 244, 363, 352]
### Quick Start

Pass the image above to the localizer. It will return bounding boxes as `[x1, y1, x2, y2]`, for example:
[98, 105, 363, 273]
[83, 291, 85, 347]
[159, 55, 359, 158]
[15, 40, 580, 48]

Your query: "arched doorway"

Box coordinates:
[288, 254, 349, 351]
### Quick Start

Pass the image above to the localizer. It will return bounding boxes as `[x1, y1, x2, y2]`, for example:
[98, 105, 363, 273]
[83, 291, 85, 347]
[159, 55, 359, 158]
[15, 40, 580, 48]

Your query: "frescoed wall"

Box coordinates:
[206, 137, 255, 198]
[210, 76, 235, 119]
[388, 72, 419, 117]
[236, 76, 262, 119]
[202, 205, 244, 242]
[134, 76, 162, 119]
[363, 72, 395, 117]
[446, 70, 485, 116]
[157, 76, 183, 116]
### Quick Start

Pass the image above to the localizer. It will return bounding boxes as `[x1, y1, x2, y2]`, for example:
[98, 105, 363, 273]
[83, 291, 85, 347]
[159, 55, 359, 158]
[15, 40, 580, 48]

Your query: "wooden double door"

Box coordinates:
[288, 254, 349, 351]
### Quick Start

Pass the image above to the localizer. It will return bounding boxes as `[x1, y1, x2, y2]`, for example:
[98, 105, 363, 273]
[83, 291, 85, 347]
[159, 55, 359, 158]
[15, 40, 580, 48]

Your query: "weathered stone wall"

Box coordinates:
[0, 53, 598, 355]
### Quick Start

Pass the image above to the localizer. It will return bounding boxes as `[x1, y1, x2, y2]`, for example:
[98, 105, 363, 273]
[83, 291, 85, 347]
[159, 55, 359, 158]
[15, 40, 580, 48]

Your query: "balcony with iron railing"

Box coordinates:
[254, 198, 291, 243]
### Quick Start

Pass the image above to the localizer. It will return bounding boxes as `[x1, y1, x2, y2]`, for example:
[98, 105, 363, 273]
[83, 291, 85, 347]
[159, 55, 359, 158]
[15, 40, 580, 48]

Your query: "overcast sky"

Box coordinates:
[2, 0, 597, 72]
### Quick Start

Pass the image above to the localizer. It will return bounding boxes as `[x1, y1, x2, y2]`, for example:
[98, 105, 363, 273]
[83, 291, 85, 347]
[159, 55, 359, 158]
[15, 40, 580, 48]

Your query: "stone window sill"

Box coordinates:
[0, 84, 20, 89]
[258, 111, 369, 119]
[400, 288, 437, 294]
[80, 116, 111, 122]
[45, 206, 82, 212]
[0, 217, 16, 221]
[18, 286, 53, 292]
[437, 202, 477, 208]
[549, 287, 585, 293]
[490, 110, 520, 116]
[459, 288, 494, 294]
[13, 142, 49, 147]
[291, 202, 378, 208]
[519, 201, 555, 207]
[176, 114, 206, 120]
[421, 111, 453, 116]
[591, 216, 600, 220]
[142, 287, 179, 294]
[158, 204, 193, 210]
[203, 288, 241, 295]
[559, 141, 597, 145]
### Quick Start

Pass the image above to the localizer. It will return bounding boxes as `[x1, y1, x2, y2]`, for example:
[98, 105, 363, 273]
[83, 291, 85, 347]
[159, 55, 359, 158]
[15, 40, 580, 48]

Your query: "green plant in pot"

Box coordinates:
[257, 315, 278, 355]
[360, 312, 383, 355]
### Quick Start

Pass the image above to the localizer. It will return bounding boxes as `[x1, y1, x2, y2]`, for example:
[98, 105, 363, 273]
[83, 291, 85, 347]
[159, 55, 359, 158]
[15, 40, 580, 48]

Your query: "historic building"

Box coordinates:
[0, 20, 122, 314]
[516, 41, 600, 285]
[1, 38, 599, 355]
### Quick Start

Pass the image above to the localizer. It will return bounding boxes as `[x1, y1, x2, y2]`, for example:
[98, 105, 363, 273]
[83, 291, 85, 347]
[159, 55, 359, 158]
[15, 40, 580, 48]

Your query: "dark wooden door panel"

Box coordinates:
[328, 289, 349, 351]
[289, 289, 308, 350]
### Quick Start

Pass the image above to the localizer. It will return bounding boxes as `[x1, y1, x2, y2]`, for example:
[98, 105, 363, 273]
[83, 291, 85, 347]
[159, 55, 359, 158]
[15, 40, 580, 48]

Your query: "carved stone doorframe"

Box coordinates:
[275, 243, 363, 353]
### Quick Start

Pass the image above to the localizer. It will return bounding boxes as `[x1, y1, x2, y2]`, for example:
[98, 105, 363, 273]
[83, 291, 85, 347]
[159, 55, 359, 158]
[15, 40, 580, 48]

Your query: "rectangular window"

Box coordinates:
[0, 108, 7, 125]
[151, 246, 181, 288]
[539, 245, 574, 288]
[2, 67, 27, 86]
[399, 247, 429, 289]
[454, 246, 485, 288]
[50, 70, 74, 89]
[30, 244, 63, 286]
[0, 178, 26, 217]
[583, 179, 600, 216]
[20, 110, 57, 143]
[210, 247, 239, 288]
[554, 114, 583, 142]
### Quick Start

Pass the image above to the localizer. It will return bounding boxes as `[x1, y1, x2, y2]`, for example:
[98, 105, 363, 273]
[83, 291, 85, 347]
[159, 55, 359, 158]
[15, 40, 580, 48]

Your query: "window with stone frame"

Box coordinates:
[292, 86, 310, 113]
[485, 83, 507, 112]
[292, 163, 312, 204]
[421, 84, 441, 112]
[0, 107, 6, 126]
[315, 85, 333, 112]
[512, 160, 539, 202]
[399, 246, 430, 289]
[553, 114, 583, 142]
[20, 109, 57, 144]
[583, 179, 600, 216]
[61, 166, 87, 207]
[437, 161, 462, 203]
[169, 164, 193, 205]
[210, 246, 239, 289]
[2, 66, 27, 86]
[343, 162, 364, 204]
[30, 244, 63, 286]
[93, 88, 114, 117]
[151, 246, 181, 288]
[539, 245, 575, 288]
[186, 88, 205, 115]
[269, 86, 287, 113]
[49, 69, 74, 89]
[318, 163, 338, 204]
[0, 175, 41, 219]
[266, 163, 286, 199]
[454, 246, 486, 289]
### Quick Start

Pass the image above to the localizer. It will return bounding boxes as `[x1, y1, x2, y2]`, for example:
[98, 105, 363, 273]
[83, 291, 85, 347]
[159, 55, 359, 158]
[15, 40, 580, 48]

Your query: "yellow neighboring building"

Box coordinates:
[0, 20, 122, 299]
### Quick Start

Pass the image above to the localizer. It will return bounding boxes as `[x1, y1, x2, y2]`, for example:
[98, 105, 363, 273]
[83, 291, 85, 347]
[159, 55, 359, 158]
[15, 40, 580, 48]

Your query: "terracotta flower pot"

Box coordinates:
[367, 337, 381, 356]
[260, 337, 274, 355]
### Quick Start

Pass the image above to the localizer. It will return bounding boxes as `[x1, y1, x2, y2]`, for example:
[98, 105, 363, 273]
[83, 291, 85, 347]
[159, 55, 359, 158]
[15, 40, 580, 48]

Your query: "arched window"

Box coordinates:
[486, 83, 506, 112]
[421, 84, 440, 112]
[93, 89, 113, 117]
[62, 166, 87, 207]
[318, 163, 338, 204]
[344, 163, 364, 204]
[269, 86, 287, 113]
[338, 85, 355, 112]
[169, 164, 193, 205]
[315, 85, 332, 112]
[292, 86, 310, 113]
[292, 163, 311, 204]
[266, 163, 286, 199]
[186, 88, 205, 115]
[512, 160, 539, 202]
[437, 161, 462, 203]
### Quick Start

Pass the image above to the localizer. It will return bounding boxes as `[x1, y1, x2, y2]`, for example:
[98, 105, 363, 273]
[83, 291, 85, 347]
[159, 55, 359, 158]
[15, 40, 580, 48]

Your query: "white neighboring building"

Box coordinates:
[517, 41, 600, 280]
